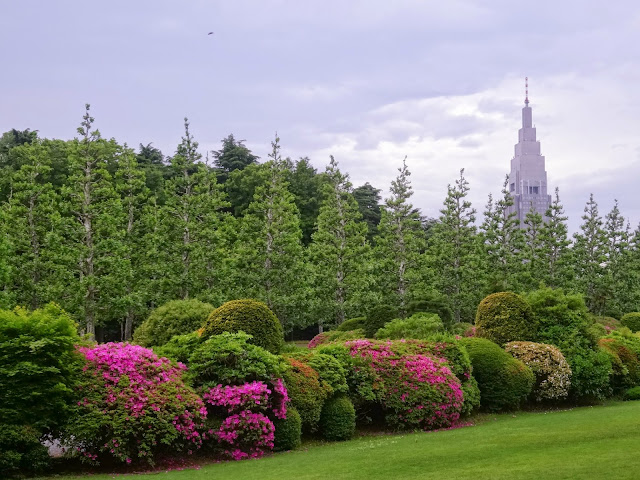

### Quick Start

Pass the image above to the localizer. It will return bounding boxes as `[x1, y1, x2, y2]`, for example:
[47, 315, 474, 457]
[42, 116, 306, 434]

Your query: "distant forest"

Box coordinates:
[0, 105, 638, 340]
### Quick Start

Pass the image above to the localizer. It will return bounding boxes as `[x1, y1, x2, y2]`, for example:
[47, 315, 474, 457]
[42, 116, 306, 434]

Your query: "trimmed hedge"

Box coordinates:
[202, 299, 283, 354]
[621, 313, 640, 333]
[375, 312, 444, 340]
[153, 331, 201, 365]
[459, 338, 534, 411]
[273, 407, 302, 451]
[475, 292, 537, 346]
[364, 305, 398, 338]
[320, 395, 356, 441]
[336, 317, 366, 332]
[133, 299, 214, 347]
[407, 294, 454, 327]
[282, 357, 330, 433]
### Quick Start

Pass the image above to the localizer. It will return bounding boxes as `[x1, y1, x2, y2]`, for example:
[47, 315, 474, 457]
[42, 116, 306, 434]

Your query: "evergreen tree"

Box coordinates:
[538, 188, 571, 289]
[572, 194, 607, 313]
[601, 200, 631, 317]
[287, 157, 325, 246]
[428, 169, 481, 323]
[212, 133, 259, 183]
[308, 156, 371, 331]
[374, 157, 425, 315]
[353, 182, 382, 243]
[521, 204, 545, 289]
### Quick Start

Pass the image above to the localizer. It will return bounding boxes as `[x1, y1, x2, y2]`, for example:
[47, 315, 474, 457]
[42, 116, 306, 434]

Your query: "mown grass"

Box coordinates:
[43, 400, 640, 480]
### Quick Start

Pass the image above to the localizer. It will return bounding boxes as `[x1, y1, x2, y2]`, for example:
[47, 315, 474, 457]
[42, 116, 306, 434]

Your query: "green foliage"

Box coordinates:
[407, 293, 454, 327]
[202, 299, 284, 354]
[566, 348, 612, 401]
[286, 351, 349, 396]
[133, 299, 214, 347]
[599, 329, 640, 390]
[623, 386, 640, 400]
[319, 395, 356, 441]
[153, 331, 202, 365]
[308, 329, 366, 349]
[189, 332, 284, 388]
[459, 338, 534, 411]
[0, 424, 50, 478]
[0, 303, 82, 434]
[353, 182, 382, 243]
[375, 312, 444, 340]
[505, 341, 572, 402]
[475, 292, 537, 345]
[621, 313, 640, 332]
[283, 357, 330, 433]
[364, 305, 398, 338]
[273, 407, 302, 451]
[337, 316, 366, 331]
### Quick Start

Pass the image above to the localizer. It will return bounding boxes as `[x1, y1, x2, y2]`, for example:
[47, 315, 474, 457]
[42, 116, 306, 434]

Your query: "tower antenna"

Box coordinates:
[525, 77, 529, 105]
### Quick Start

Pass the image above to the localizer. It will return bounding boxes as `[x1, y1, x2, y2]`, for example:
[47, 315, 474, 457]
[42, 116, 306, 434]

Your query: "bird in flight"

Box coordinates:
[208, 32, 214, 35]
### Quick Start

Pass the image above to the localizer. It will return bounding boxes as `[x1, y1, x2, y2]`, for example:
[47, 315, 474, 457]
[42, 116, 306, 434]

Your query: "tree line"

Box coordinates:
[0, 106, 638, 340]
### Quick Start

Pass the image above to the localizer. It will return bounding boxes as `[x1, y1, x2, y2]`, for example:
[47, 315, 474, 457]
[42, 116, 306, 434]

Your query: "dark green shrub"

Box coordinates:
[133, 299, 214, 347]
[337, 317, 366, 331]
[407, 293, 454, 326]
[202, 299, 283, 353]
[565, 348, 612, 401]
[450, 322, 474, 336]
[621, 313, 640, 333]
[375, 312, 444, 340]
[459, 338, 534, 411]
[0, 425, 50, 478]
[153, 331, 201, 365]
[189, 332, 284, 388]
[282, 357, 330, 433]
[320, 395, 356, 441]
[475, 292, 537, 345]
[273, 407, 302, 451]
[624, 386, 640, 400]
[0, 303, 81, 477]
[364, 305, 398, 337]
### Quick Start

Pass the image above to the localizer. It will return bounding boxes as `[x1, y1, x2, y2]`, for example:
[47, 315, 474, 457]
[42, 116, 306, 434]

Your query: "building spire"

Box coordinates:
[525, 76, 529, 106]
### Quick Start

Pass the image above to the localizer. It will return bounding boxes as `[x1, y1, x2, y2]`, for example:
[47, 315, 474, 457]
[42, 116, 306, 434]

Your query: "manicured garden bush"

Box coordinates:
[407, 293, 454, 327]
[336, 316, 366, 331]
[475, 292, 537, 346]
[375, 312, 444, 340]
[64, 343, 207, 465]
[450, 322, 475, 337]
[505, 341, 572, 402]
[282, 357, 330, 433]
[273, 407, 302, 451]
[307, 329, 365, 349]
[320, 395, 356, 441]
[133, 299, 214, 347]
[459, 338, 534, 411]
[287, 351, 349, 395]
[599, 330, 640, 390]
[189, 332, 284, 388]
[593, 316, 622, 333]
[201, 299, 283, 353]
[624, 386, 640, 400]
[153, 331, 201, 365]
[363, 305, 398, 338]
[0, 303, 83, 477]
[621, 313, 640, 333]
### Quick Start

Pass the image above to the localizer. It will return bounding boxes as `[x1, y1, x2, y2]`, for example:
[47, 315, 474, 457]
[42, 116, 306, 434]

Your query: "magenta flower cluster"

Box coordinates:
[72, 343, 207, 465]
[202, 378, 288, 460]
[345, 339, 464, 430]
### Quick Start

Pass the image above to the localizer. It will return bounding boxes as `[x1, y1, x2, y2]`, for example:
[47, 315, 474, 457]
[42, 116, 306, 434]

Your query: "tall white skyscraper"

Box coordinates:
[506, 79, 552, 225]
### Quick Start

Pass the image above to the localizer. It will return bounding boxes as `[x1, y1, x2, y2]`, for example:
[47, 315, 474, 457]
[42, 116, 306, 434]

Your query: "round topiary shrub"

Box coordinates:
[133, 299, 215, 347]
[282, 357, 330, 433]
[320, 395, 356, 441]
[273, 407, 302, 451]
[201, 299, 283, 353]
[364, 305, 398, 338]
[375, 312, 444, 340]
[336, 316, 366, 332]
[459, 337, 534, 411]
[621, 313, 640, 333]
[64, 343, 207, 465]
[505, 341, 572, 402]
[475, 292, 537, 346]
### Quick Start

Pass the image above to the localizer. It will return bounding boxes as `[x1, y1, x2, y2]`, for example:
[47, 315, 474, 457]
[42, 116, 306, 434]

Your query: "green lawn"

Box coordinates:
[45, 401, 640, 480]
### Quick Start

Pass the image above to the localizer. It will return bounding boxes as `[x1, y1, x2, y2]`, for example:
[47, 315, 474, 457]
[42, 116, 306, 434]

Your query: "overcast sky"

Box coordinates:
[2, 1, 639, 232]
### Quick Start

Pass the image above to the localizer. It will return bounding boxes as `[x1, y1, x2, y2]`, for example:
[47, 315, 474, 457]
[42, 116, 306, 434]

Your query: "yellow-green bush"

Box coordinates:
[475, 292, 537, 346]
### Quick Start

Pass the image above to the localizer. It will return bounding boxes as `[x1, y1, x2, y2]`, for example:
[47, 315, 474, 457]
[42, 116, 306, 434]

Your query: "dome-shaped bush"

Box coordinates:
[320, 395, 356, 441]
[363, 305, 398, 338]
[201, 299, 283, 353]
[475, 292, 537, 345]
[336, 316, 366, 332]
[133, 299, 214, 347]
[621, 313, 640, 333]
[273, 407, 302, 451]
[282, 357, 330, 433]
[459, 337, 534, 411]
[505, 341, 572, 402]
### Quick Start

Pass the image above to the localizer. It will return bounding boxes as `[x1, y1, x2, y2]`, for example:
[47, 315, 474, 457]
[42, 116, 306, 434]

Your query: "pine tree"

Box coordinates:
[480, 176, 524, 292]
[521, 204, 545, 289]
[572, 194, 608, 313]
[374, 157, 425, 316]
[232, 135, 307, 332]
[428, 169, 481, 323]
[538, 188, 571, 289]
[308, 156, 371, 331]
[601, 200, 631, 317]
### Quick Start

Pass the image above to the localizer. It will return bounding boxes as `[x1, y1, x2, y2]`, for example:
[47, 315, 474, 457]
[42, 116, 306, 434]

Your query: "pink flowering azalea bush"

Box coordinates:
[64, 343, 207, 466]
[344, 339, 465, 430]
